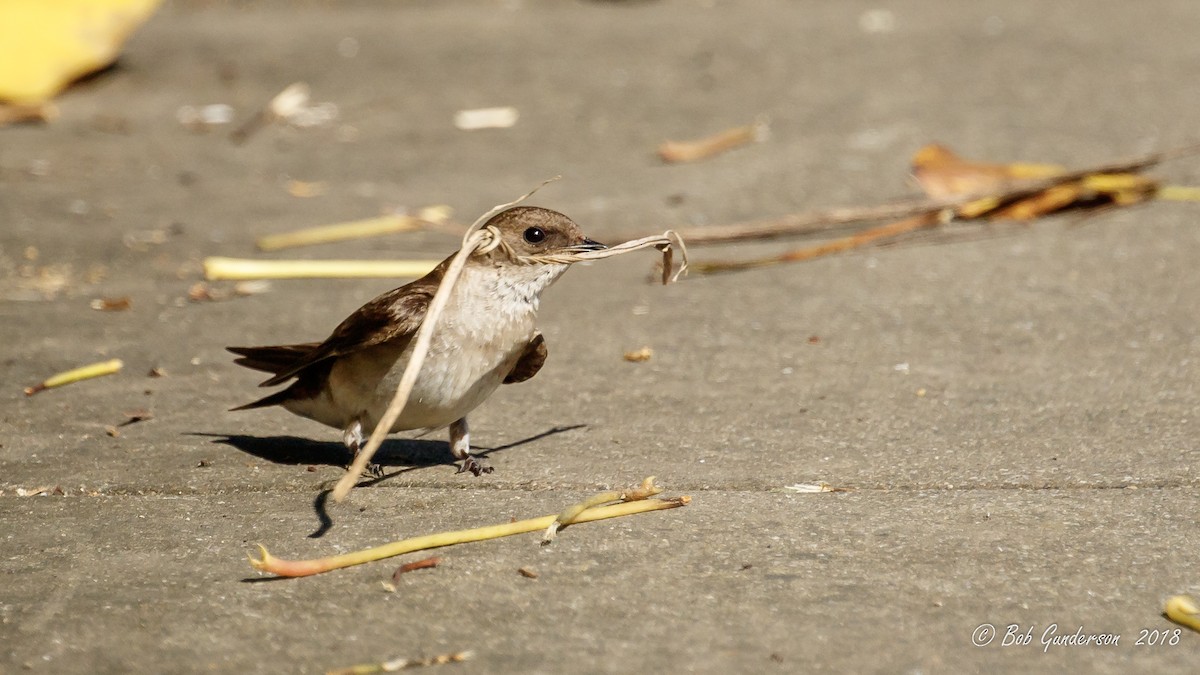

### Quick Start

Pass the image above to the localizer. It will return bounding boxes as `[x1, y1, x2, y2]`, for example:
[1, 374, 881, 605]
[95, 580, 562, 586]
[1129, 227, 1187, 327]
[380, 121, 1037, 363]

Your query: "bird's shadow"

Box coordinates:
[190, 425, 585, 542]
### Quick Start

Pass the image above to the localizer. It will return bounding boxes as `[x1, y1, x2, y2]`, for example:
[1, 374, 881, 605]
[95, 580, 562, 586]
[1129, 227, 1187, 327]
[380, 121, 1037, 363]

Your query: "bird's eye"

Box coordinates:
[523, 227, 546, 244]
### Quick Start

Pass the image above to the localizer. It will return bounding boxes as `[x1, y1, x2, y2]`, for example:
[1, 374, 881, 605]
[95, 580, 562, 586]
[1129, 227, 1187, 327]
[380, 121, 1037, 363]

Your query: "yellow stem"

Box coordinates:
[250, 496, 689, 578]
[256, 208, 451, 251]
[25, 358, 123, 396]
[203, 257, 438, 281]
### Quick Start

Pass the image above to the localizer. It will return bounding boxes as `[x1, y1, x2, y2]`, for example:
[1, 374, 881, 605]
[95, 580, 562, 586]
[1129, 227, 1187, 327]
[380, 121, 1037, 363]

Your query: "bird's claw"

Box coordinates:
[457, 456, 493, 477]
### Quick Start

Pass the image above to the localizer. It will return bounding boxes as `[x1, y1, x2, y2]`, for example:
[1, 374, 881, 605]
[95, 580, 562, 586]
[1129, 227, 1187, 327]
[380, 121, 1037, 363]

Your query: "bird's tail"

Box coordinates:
[227, 343, 319, 377]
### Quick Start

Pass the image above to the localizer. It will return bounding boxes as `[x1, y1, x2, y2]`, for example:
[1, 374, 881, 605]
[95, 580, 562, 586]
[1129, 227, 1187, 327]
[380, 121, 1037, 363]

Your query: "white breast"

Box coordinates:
[299, 261, 568, 434]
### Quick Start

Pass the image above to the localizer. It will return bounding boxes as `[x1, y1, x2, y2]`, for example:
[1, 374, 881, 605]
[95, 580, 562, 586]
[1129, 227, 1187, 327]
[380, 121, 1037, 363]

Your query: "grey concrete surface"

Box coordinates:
[2, 1, 1198, 673]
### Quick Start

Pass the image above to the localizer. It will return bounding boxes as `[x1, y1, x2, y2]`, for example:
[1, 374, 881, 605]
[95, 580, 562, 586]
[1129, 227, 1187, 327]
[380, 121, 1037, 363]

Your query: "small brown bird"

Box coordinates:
[228, 206, 604, 476]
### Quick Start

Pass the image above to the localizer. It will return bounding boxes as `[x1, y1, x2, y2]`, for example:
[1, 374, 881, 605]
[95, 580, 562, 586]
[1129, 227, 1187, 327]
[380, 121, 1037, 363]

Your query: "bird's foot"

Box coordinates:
[457, 456, 493, 477]
[346, 460, 385, 479]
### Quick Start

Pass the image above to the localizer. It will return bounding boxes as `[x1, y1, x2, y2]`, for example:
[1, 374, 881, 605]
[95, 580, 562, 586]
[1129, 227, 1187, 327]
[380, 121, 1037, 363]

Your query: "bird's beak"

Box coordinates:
[577, 238, 606, 251]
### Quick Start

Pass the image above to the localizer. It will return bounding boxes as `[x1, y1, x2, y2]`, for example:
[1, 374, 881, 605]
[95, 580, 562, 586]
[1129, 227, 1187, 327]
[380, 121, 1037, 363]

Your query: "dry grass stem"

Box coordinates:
[203, 257, 439, 281]
[256, 207, 453, 251]
[231, 81, 309, 143]
[685, 142, 1200, 273]
[1164, 595, 1200, 633]
[391, 556, 442, 583]
[658, 120, 769, 163]
[330, 181, 687, 503]
[249, 496, 690, 577]
[623, 347, 653, 362]
[24, 358, 123, 396]
[326, 650, 473, 675]
[694, 211, 942, 274]
[542, 477, 661, 545]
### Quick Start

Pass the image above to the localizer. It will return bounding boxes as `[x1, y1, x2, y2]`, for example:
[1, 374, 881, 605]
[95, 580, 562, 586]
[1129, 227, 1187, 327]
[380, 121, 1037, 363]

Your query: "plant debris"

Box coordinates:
[454, 106, 518, 130]
[390, 556, 442, 584]
[326, 650, 473, 675]
[119, 408, 153, 426]
[782, 483, 850, 493]
[255, 206, 453, 251]
[0, 0, 161, 104]
[623, 347, 653, 362]
[690, 143, 1200, 274]
[285, 180, 327, 198]
[16, 485, 65, 497]
[1164, 595, 1200, 633]
[517, 567, 538, 579]
[658, 120, 769, 164]
[231, 82, 337, 143]
[204, 257, 440, 281]
[542, 476, 661, 545]
[24, 358, 123, 396]
[90, 296, 132, 311]
[249, 478, 689, 578]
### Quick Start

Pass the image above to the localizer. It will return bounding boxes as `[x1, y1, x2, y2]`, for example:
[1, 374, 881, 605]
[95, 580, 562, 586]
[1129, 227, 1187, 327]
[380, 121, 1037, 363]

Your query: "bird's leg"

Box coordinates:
[450, 417, 492, 476]
[342, 418, 384, 478]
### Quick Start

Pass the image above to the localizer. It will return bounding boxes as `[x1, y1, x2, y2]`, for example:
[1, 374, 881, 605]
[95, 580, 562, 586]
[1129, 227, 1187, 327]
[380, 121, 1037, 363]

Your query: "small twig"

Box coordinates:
[541, 477, 661, 545]
[231, 82, 309, 144]
[203, 258, 439, 281]
[525, 231, 689, 284]
[661, 195, 968, 245]
[663, 142, 1200, 247]
[326, 650, 473, 675]
[256, 207, 453, 251]
[658, 120, 768, 163]
[390, 556, 442, 583]
[693, 211, 943, 274]
[24, 358, 123, 396]
[249, 496, 690, 577]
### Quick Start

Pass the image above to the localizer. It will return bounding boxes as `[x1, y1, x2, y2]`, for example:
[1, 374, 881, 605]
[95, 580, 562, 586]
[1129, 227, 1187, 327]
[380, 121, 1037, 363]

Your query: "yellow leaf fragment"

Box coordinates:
[912, 144, 1167, 220]
[1164, 595, 1200, 633]
[0, 0, 162, 103]
[912, 143, 1065, 199]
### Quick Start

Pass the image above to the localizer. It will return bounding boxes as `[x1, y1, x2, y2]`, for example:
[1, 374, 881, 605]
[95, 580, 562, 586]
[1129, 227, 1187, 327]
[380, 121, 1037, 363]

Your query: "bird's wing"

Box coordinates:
[504, 332, 547, 384]
[247, 259, 448, 387]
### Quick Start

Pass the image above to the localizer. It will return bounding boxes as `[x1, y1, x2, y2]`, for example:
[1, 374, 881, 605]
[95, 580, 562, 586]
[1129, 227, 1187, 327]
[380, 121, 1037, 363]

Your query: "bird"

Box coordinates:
[227, 206, 604, 476]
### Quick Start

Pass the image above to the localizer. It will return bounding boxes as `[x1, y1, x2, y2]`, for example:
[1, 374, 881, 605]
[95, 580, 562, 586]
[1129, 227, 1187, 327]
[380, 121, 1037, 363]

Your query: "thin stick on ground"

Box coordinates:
[673, 142, 1200, 249]
[24, 358, 124, 396]
[250, 495, 690, 577]
[255, 207, 452, 251]
[541, 476, 661, 545]
[204, 257, 440, 281]
[326, 650, 473, 675]
[693, 211, 944, 274]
